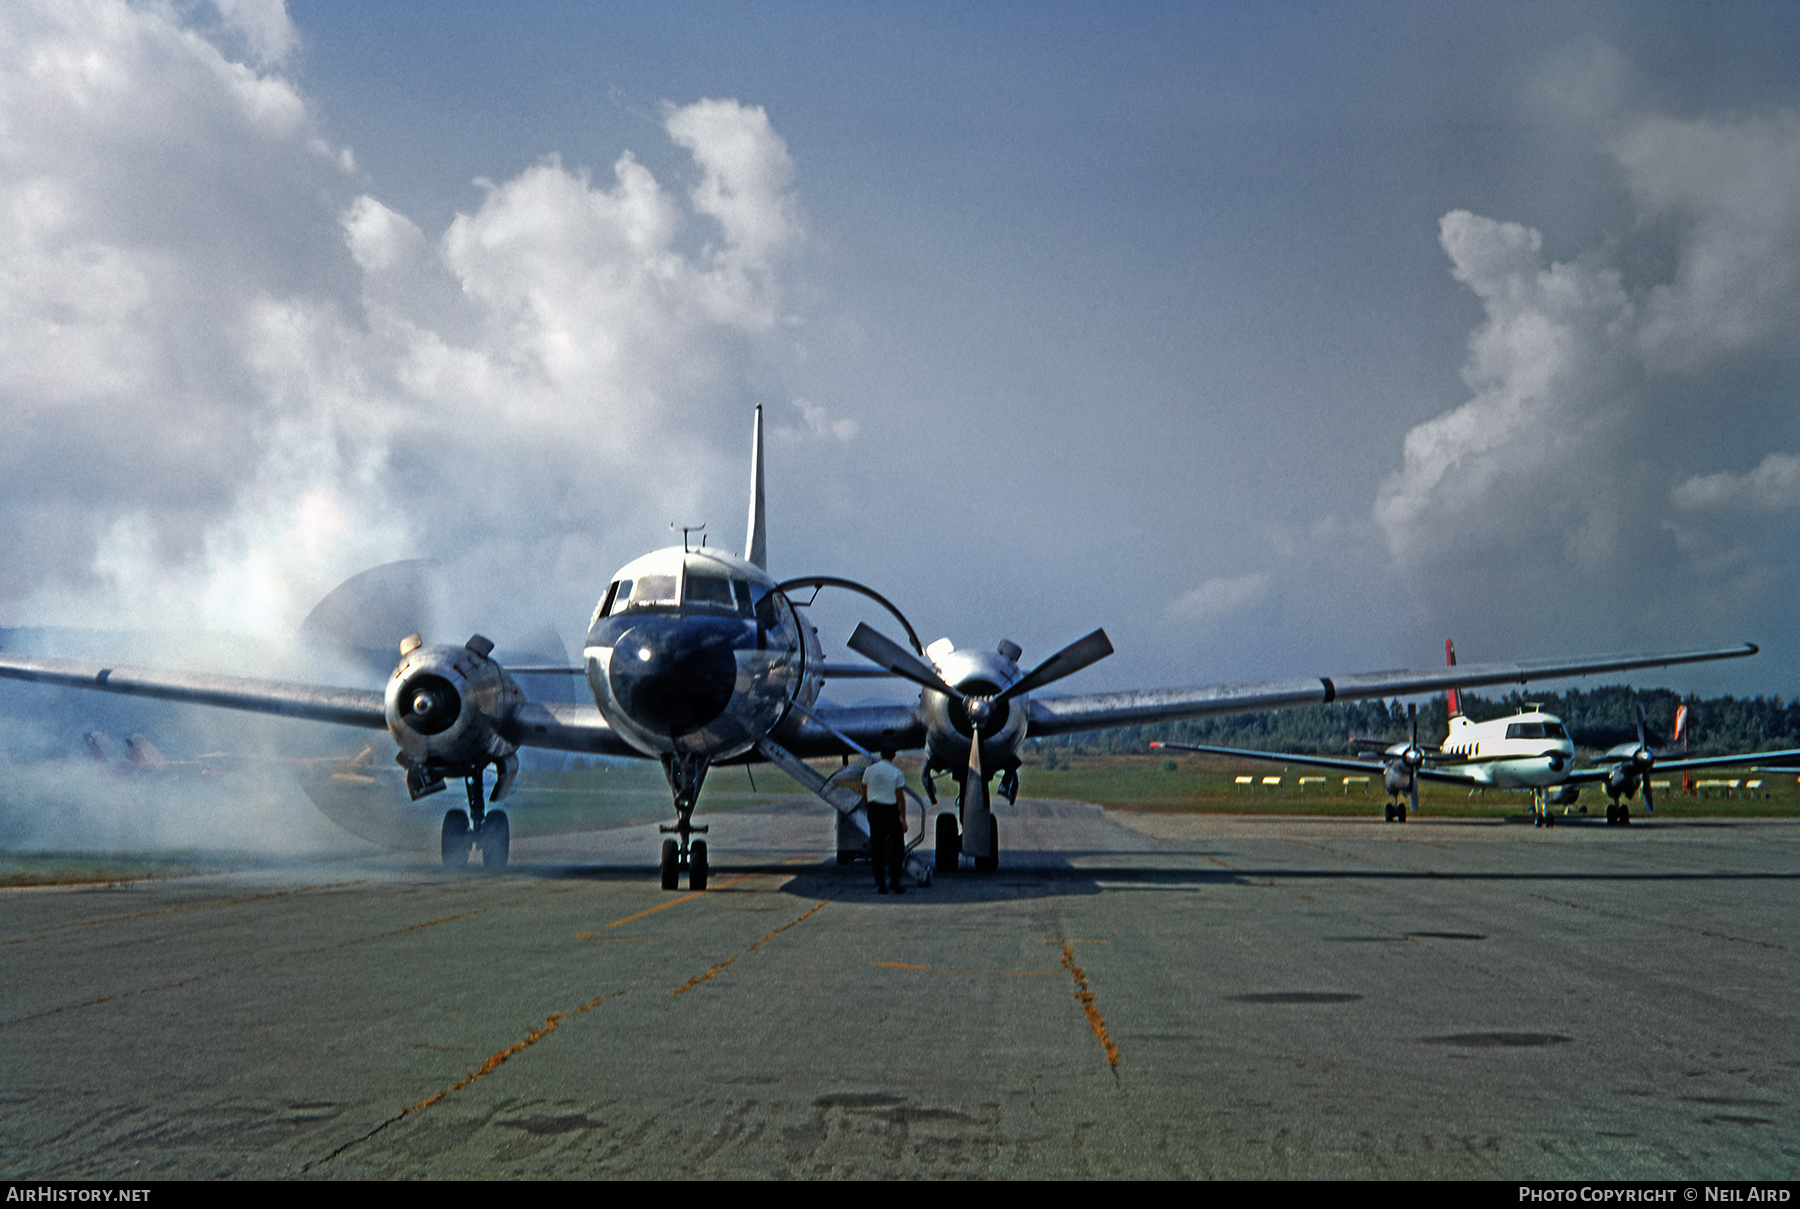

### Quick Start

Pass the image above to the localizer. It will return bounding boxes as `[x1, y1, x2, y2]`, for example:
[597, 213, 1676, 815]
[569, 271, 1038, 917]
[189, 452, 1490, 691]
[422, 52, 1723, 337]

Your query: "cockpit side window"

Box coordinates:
[733, 579, 753, 615]
[605, 579, 634, 615]
[1505, 722, 1551, 740]
[1543, 721, 1568, 741]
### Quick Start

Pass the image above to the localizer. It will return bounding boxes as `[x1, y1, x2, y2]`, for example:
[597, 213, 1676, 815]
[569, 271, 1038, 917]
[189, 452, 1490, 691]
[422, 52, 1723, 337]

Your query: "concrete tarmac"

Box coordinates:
[2, 799, 1797, 1179]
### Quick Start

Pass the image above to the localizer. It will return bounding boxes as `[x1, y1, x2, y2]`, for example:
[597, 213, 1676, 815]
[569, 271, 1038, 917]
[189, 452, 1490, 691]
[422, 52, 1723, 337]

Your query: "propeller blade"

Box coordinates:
[1635, 698, 1649, 749]
[995, 629, 1114, 703]
[847, 623, 960, 698]
[1643, 774, 1655, 813]
[964, 726, 988, 830]
[1410, 774, 1419, 819]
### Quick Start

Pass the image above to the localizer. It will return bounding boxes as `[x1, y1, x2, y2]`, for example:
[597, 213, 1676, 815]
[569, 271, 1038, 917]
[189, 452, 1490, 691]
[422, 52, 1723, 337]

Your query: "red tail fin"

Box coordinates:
[1445, 639, 1461, 718]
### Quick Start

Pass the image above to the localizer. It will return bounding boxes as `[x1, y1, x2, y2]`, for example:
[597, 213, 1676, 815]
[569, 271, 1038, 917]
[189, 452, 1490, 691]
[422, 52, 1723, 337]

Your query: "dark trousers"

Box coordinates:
[868, 806, 903, 889]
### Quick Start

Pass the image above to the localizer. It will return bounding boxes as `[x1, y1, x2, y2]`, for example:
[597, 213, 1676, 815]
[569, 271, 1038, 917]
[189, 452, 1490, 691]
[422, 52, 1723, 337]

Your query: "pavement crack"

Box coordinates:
[1061, 942, 1120, 1080]
[672, 897, 833, 997]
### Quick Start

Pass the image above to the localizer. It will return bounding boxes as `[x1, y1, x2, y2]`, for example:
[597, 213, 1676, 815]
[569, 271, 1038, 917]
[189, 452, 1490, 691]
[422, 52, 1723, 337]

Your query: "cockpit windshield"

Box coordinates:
[684, 572, 756, 617]
[618, 574, 678, 611]
[1504, 721, 1569, 741]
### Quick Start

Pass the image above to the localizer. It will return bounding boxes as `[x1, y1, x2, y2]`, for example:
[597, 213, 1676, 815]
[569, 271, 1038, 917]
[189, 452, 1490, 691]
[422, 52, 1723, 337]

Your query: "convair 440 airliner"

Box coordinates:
[0, 416, 1770, 879]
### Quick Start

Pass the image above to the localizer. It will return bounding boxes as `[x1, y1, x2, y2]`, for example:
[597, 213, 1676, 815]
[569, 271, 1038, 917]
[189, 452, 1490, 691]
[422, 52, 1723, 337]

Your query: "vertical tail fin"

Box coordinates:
[744, 405, 767, 570]
[1445, 639, 1461, 718]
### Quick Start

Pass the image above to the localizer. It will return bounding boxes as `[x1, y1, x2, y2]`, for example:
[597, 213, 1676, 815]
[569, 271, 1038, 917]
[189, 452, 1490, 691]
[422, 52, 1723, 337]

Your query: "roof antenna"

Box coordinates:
[672, 522, 705, 553]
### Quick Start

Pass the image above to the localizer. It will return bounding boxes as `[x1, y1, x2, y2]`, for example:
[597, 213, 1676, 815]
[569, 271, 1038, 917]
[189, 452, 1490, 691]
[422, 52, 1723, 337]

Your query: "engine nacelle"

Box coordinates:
[384, 633, 524, 800]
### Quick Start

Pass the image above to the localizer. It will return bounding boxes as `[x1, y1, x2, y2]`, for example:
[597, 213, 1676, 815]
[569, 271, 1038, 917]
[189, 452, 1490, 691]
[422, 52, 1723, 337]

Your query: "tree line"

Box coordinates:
[1038, 685, 1800, 759]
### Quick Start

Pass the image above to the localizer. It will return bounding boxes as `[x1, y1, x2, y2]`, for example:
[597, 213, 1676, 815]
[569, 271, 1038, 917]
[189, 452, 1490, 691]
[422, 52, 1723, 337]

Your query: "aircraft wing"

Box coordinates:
[0, 654, 388, 729]
[1023, 643, 1758, 737]
[1152, 741, 1479, 786]
[1562, 746, 1800, 784]
[0, 653, 647, 759]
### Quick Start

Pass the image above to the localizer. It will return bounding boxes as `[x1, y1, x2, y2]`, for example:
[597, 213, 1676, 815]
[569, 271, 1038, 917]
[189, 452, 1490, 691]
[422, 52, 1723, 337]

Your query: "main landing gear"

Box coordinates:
[1384, 801, 1408, 822]
[441, 767, 509, 870]
[658, 750, 711, 891]
[1605, 802, 1633, 825]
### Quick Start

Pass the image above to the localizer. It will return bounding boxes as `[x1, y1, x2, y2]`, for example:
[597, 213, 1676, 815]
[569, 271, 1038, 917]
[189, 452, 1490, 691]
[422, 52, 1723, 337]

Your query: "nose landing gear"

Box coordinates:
[658, 750, 712, 890]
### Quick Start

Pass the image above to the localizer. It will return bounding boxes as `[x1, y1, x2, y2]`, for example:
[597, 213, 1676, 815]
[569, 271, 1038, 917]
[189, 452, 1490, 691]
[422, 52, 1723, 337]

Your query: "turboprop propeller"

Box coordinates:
[1381, 702, 1427, 821]
[846, 622, 1113, 868]
[1597, 699, 1661, 821]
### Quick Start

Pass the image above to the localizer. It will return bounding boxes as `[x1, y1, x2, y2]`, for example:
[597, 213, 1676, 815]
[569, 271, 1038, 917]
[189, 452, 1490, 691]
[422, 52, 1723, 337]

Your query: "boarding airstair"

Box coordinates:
[755, 737, 934, 887]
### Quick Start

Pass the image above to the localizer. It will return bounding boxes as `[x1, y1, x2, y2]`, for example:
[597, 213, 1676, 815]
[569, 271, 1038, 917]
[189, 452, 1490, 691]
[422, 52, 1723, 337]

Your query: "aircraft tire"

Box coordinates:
[1384, 804, 1394, 822]
[935, 813, 959, 874]
[660, 839, 680, 890]
[479, 810, 509, 871]
[974, 816, 999, 872]
[691, 840, 709, 891]
[441, 810, 471, 868]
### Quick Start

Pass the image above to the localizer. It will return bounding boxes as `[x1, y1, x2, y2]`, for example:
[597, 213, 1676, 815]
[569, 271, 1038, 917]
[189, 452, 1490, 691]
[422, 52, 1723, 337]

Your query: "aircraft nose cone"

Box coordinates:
[608, 621, 739, 737]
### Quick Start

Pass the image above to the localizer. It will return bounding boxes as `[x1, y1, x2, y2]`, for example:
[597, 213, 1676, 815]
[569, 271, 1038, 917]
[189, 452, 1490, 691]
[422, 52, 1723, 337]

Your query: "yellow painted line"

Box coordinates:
[581, 874, 757, 936]
[671, 898, 832, 998]
[1062, 942, 1120, 1072]
[405, 907, 488, 932]
[2, 881, 365, 945]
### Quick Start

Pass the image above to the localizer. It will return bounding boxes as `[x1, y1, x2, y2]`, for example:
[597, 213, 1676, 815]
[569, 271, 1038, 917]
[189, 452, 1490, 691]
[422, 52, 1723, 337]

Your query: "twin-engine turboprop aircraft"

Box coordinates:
[0, 411, 1767, 884]
[1156, 641, 1800, 826]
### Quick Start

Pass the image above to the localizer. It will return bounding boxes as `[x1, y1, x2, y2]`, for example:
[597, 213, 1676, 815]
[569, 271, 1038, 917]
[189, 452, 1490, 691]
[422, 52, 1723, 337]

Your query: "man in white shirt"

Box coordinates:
[863, 748, 907, 894]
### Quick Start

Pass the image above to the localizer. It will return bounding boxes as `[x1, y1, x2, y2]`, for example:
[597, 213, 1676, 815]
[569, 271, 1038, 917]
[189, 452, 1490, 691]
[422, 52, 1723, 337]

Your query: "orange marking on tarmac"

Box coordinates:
[671, 898, 832, 997]
[1061, 942, 1120, 1072]
[405, 1012, 568, 1114]
[2, 881, 366, 946]
[405, 907, 488, 931]
[585, 874, 757, 935]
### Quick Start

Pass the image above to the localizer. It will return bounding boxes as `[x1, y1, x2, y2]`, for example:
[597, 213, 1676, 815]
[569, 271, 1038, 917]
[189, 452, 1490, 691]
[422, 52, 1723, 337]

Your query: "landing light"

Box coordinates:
[638, 646, 653, 662]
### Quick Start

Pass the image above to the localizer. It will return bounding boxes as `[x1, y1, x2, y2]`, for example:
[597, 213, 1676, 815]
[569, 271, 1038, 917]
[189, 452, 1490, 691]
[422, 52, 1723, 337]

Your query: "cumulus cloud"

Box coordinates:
[1672, 451, 1800, 512]
[1167, 572, 1272, 623]
[0, 3, 819, 647]
[1374, 103, 1800, 604]
[212, 0, 299, 66]
[776, 398, 859, 443]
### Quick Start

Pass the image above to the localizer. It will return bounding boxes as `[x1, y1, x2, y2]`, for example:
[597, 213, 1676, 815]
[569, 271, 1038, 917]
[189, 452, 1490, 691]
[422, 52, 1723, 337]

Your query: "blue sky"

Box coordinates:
[4, 0, 1800, 701]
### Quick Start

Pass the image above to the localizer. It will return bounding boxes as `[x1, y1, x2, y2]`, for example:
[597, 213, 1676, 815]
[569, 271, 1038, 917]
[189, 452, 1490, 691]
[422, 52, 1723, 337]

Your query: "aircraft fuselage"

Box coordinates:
[1437, 710, 1575, 789]
[584, 546, 823, 760]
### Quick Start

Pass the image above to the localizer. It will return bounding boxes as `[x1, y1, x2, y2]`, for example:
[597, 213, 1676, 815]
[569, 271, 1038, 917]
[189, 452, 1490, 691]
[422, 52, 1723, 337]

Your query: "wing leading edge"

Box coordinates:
[1023, 643, 1758, 737]
[0, 654, 645, 759]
